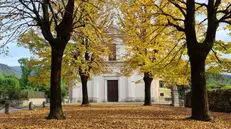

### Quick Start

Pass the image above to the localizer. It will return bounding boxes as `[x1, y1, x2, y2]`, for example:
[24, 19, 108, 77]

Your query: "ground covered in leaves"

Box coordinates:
[0, 104, 230, 129]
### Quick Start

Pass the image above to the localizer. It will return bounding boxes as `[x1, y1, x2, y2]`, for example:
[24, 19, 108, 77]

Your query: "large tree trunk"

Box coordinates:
[46, 46, 65, 120]
[143, 72, 153, 106]
[80, 73, 90, 106]
[189, 56, 211, 121]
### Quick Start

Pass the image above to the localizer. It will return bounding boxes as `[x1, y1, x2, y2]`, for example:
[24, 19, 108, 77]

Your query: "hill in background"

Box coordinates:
[10, 66, 22, 77]
[224, 74, 231, 80]
[0, 63, 21, 78]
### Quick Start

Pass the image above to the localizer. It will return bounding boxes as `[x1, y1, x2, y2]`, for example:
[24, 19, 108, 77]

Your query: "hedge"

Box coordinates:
[208, 89, 231, 112]
[185, 89, 231, 112]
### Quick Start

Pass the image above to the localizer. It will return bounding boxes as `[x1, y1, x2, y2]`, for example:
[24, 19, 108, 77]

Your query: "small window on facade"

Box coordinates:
[109, 44, 116, 61]
[159, 80, 164, 88]
[160, 93, 164, 96]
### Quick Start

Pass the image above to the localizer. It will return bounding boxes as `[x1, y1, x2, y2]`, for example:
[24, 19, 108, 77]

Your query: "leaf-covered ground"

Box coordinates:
[0, 104, 230, 129]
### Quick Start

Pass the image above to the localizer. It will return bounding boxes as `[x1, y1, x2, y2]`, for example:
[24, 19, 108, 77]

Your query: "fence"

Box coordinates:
[0, 101, 46, 114]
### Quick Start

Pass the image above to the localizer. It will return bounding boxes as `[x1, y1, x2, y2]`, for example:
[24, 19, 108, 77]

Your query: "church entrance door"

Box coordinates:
[107, 80, 118, 102]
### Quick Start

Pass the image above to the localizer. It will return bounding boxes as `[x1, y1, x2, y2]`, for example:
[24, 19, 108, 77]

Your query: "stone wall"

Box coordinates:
[22, 98, 46, 106]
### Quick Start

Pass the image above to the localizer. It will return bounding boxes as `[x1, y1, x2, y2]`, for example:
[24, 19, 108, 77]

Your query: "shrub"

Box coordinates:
[1, 77, 20, 89]
[0, 73, 5, 81]
[0, 77, 21, 100]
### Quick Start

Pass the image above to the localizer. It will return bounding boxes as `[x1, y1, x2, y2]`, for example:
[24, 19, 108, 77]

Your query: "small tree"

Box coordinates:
[118, 0, 176, 106]
[18, 58, 34, 89]
[68, 37, 109, 106]
[0, 76, 21, 100]
[65, 0, 111, 106]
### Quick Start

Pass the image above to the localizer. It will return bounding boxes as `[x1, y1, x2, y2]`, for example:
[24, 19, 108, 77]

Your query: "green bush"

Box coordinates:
[220, 86, 231, 90]
[208, 89, 231, 112]
[1, 77, 20, 89]
[0, 76, 21, 100]
[0, 73, 5, 81]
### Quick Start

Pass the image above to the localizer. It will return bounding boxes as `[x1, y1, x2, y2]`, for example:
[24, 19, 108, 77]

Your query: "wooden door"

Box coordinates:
[107, 80, 118, 102]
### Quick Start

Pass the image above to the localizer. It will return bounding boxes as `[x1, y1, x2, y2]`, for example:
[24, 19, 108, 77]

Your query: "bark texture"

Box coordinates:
[184, 0, 218, 121]
[46, 46, 65, 120]
[143, 72, 153, 106]
[189, 55, 211, 121]
[80, 73, 90, 106]
[44, 0, 74, 119]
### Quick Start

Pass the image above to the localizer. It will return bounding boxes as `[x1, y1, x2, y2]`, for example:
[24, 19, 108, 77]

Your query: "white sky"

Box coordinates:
[0, 43, 31, 66]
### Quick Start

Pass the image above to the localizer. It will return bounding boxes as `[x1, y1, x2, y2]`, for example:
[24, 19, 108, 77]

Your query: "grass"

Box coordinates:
[0, 104, 230, 129]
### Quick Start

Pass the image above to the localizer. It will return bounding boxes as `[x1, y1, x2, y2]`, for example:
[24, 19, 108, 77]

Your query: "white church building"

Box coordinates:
[69, 26, 171, 104]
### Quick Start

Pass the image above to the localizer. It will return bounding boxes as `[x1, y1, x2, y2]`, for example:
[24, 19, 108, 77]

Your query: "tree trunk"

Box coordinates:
[80, 73, 90, 106]
[143, 72, 153, 106]
[171, 86, 179, 107]
[189, 56, 211, 121]
[46, 46, 65, 120]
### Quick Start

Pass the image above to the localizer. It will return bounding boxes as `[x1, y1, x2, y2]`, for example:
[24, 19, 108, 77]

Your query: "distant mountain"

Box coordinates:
[11, 66, 37, 76]
[224, 74, 231, 80]
[0, 63, 20, 78]
[10, 66, 22, 77]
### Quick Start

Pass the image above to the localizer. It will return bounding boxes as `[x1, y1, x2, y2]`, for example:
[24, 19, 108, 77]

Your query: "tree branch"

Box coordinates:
[169, 0, 186, 16]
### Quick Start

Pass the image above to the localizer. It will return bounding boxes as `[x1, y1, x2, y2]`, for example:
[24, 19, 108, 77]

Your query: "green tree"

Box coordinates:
[0, 76, 21, 100]
[206, 72, 231, 90]
[18, 58, 34, 89]
[0, 73, 5, 81]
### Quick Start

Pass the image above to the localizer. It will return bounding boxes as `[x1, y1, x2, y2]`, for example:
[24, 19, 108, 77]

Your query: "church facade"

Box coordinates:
[68, 26, 171, 104]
